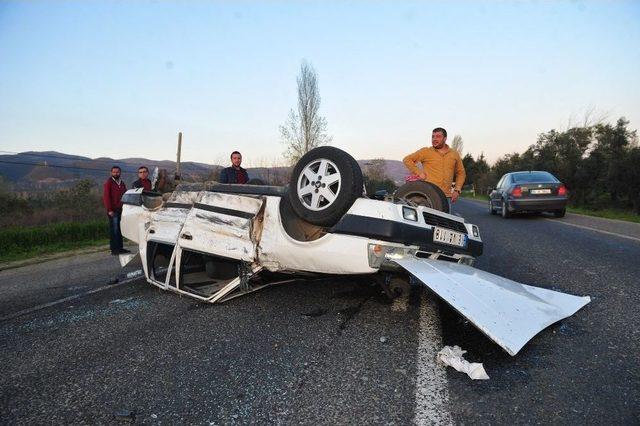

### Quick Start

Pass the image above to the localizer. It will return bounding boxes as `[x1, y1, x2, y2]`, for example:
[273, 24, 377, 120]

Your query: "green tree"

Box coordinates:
[593, 118, 634, 206]
[623, 147, 640, 214]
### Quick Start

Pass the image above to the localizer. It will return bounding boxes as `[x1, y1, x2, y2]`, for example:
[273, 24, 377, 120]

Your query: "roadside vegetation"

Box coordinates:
[0, 178, 108, 262]
[462, 117, 640, 218]
[461, 193, 640, 224]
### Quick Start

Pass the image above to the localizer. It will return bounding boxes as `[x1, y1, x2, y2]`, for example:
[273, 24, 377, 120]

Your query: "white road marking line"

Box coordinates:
[391, 294, 409, 312]
[0, 270, 144, 323]
[414, 293, 453, 426]
[546, 219, 640, 243]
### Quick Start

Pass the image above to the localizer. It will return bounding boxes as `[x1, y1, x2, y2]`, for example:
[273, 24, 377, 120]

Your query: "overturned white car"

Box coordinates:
[120, 147, 589, 356]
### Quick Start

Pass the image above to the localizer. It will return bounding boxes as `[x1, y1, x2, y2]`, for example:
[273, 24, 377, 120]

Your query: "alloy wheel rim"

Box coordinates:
[297, 158, 342, 211]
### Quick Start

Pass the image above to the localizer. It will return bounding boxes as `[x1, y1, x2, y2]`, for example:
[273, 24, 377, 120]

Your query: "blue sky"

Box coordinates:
[1, 1, 638, 166]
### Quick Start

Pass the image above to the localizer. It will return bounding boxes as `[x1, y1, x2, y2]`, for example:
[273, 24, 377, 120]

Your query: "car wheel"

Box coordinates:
[288, 146, 364, 227]
[553, 208, 566, 218]
[489, 200, 496, 215]
[501, 200, 511, 218]
[395, 181, 449, 213]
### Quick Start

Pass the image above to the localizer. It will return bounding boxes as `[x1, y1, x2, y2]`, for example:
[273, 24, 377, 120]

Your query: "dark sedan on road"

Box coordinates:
[489, 171, 568, 218]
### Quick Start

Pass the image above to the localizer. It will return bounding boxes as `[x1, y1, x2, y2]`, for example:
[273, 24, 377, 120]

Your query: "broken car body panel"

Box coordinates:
[392, 257, 591, 355]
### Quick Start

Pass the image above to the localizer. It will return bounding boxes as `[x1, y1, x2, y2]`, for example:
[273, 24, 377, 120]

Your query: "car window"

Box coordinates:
[512, 172, 558, 183]
[496, 175, 506, 189]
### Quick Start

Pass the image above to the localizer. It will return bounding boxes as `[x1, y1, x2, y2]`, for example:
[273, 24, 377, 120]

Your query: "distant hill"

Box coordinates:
[0, 151, 409, 190]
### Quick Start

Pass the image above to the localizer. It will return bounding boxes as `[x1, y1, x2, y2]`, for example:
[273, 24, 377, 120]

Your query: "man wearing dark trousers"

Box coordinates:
[103, 166, 129, 255]
[219, 151, 249, 184]
[131, 165, 152, 191]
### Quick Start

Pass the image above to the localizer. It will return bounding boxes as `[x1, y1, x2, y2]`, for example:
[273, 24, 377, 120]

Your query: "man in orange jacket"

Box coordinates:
[403, 127, 466, 205]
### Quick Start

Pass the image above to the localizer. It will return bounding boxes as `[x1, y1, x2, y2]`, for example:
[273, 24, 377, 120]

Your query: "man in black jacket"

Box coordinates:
[131, 166, 152, 191]
[219, 151, 248, 184]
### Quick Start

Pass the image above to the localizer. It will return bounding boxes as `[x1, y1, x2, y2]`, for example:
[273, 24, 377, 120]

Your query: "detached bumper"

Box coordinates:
[508, 197, 568, 212]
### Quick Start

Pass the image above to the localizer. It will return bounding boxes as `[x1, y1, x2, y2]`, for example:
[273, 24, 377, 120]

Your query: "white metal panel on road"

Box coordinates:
[393, 257, 591, 356]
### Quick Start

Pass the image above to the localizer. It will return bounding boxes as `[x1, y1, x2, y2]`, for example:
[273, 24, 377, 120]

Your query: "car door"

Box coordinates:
[177, 191, 264, 262]
[500, 175, 512, 206]
[491, 175, 506, 209]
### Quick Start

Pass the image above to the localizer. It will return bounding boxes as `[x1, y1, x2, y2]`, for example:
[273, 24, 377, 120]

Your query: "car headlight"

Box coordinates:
[402, 206, 418, 221]
[472, 225, 480, 238]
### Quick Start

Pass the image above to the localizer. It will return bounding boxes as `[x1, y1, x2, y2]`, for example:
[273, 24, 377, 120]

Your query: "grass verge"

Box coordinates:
[461, 192, 640, 223]
[566, 206, 640, 223]
[460, 192, 489, 201]
[0, 220, 110, 263]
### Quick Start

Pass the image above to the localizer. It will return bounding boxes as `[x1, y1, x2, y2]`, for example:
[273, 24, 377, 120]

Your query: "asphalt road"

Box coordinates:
[1, 200, 638, 424]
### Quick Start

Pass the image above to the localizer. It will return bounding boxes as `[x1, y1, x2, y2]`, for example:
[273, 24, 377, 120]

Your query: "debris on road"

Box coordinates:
[302, 307, 326, 317]
[437, 345, 489, 380]
[113, 409, 136, 422]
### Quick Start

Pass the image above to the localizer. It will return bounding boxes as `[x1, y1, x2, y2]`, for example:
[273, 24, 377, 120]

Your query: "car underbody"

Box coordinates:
[119, 147, 590, 356]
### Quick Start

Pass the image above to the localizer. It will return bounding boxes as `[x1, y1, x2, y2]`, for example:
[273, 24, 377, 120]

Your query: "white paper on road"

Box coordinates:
[437, 345, 489, 380]
[393, 257, 591, 356]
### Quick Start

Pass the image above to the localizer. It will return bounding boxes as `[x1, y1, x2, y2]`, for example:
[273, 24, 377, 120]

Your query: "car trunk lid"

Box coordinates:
[393, 256, 590, 355]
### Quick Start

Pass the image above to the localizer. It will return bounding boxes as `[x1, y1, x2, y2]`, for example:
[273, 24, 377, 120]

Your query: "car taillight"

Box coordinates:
[558, 185, 567, 196]
[511, 186, 522, 197]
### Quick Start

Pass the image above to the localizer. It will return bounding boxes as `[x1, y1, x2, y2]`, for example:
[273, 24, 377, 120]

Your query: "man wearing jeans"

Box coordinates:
[102, 166, 129, 255]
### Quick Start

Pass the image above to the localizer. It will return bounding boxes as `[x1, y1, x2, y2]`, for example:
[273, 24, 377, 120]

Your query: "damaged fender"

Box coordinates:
[392, 257, 590, 356]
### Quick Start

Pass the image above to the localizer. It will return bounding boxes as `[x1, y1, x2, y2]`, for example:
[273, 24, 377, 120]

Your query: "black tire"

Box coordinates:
[395, 181, 449, 213]
[489, 200, 497, 215]
[501, 200, 511, 218]
[553, 208, 566, 218]
[288, 146, 364, 227]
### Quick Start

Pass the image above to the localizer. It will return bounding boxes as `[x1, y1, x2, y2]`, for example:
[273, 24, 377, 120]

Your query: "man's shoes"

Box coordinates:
[119, 248, 131, 254]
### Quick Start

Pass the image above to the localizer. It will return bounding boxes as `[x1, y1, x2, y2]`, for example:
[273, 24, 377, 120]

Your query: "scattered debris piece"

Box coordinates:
[114, 409, 136, 422]
[379, 336, 388, 343]
[302, 307, 327, 318]
[437, 345, 489, 380]
[125, 269, 143, 279]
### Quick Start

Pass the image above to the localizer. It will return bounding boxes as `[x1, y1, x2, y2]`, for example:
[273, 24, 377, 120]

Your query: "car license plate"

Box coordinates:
[531, 189, 551, 194]
[433, 227, 467, 248]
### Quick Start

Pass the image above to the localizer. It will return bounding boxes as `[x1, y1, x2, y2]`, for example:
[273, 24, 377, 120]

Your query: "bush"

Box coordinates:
[0, 220, 109, 256]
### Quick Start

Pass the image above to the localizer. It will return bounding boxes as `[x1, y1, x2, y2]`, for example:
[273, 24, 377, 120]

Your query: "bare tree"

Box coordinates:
[451, 134, 464, 154]
[280, 60, 332, 164]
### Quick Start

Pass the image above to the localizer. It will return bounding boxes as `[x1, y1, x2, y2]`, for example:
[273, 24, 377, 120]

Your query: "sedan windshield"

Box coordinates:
[512, 172, 557, 183]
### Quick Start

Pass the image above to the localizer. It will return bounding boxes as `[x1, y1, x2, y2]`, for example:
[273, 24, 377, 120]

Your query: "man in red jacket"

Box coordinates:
[103, 166, 129, 255]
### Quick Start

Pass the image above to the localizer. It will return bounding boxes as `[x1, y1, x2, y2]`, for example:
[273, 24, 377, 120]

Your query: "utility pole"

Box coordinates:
[175, 132, 182, 181]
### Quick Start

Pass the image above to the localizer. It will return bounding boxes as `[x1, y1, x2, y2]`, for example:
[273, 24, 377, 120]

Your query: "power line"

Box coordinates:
[0, 150, 94, 161]
[0, 159, 161, 174]
[0, 150, 165, 166]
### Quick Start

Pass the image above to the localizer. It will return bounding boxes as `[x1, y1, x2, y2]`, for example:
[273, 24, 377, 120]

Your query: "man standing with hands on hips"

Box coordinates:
[403, 127, 466, 209]
[103, 165, 129, 255]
